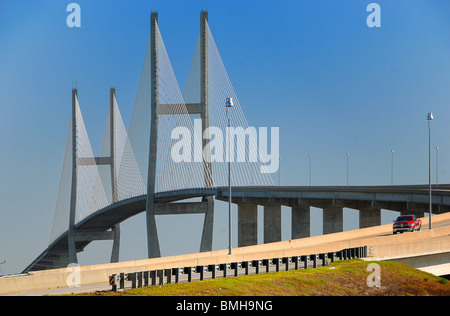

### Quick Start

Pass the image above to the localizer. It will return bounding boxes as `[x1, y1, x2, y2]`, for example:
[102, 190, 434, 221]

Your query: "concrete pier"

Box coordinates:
[264, 205, 282, 243]
[292, 205, 310, 239]
[238, 203, 258, 247]
[323, 206, 343, 235]
[359, 208, 381, 228]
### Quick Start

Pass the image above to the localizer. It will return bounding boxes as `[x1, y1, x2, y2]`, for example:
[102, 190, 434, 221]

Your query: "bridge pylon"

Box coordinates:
[67, 88, 121, 265]
[145, 11, 215, 258]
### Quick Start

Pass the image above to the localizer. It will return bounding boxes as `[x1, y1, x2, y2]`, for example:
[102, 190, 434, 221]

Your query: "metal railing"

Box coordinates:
[108, 246, 368, 291]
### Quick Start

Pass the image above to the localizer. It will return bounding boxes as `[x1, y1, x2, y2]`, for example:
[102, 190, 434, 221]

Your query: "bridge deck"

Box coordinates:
[24, 185, 450, 272]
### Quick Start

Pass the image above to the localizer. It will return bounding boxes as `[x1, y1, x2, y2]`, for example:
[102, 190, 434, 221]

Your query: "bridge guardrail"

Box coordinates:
[108, 246, 367, 292]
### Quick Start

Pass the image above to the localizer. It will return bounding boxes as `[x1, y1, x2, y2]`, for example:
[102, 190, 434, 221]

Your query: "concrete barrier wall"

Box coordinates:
[2, 212, 450, 295]
[370, 236, 450, 260]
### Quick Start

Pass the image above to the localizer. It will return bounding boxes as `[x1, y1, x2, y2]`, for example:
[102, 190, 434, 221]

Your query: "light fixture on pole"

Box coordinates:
[225, 97, 233, 255]
[427, 112, 433, 229]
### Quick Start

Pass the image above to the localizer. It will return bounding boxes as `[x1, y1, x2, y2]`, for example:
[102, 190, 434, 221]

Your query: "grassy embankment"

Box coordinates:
[79, 259, 450, 296]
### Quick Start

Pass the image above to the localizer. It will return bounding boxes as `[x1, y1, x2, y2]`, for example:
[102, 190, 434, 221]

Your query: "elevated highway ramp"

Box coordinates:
[2, 213, 450, 295]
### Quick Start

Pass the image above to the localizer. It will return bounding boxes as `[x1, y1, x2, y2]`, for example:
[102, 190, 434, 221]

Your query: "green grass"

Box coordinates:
[82, 259, 450, 296]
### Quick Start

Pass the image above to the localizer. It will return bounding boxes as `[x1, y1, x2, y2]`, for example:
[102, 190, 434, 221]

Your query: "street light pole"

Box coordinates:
[436, 146, 439, 186]
[346, 153, 350, 186]
[226, 97, 234, 254]
[0, 260, 6, 276]
[279, 157, 282, 186]
[427, 113, 433, 230]
[391, 149, 394, 185]
[309, 155, 312, 186]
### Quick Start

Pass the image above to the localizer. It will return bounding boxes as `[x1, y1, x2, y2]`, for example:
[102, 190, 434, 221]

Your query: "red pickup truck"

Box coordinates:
[393, 215, 422, 234]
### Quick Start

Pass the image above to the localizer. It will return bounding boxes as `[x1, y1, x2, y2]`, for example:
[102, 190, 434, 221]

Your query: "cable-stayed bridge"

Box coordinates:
[24, 11, 450, 273]
[25, 11, 273, 272]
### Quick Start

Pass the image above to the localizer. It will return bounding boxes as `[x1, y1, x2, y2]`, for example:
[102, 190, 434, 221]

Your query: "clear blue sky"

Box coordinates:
[1, 0, 449, 274]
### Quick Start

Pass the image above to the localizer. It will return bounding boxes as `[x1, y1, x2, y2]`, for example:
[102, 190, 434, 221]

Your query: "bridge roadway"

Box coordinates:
[23, 184, 450, 272]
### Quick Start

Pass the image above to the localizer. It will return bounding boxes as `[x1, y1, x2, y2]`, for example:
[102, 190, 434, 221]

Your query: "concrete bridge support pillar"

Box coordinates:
[199, 196, 214, 252]
[238, 203, 258, 247]
[292, 205, 310, 239]
[264, 205, 281, 243]
[110, 224, 120, 263]
[359, 208, 381, 228]
[323, 206, 343, 235]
